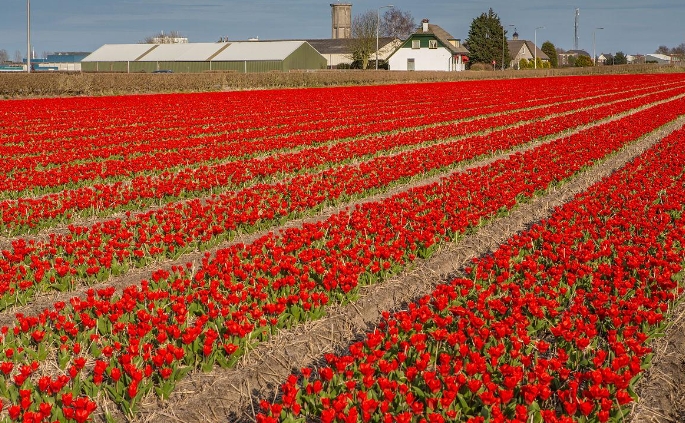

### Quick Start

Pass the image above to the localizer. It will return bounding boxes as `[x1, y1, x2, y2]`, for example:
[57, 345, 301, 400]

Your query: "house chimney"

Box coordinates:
[422, 19, 429, 33]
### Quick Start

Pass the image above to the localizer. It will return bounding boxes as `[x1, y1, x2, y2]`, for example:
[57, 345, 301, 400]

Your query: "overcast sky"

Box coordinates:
[1, 0, 683, 59]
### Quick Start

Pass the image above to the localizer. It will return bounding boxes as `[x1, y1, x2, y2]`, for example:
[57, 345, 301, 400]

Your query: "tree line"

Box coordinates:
[0, 49, 25, 64]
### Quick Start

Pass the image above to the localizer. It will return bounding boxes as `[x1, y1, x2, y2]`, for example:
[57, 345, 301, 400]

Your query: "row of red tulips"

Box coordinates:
[0, 79, 570, 179]
[255, 120, 685, 423]
[3, 76, 682, 197]
[3, 82, 679, 235]
[1, 75, 645, 153]
[2, 93, 682, 311]
[0, 94, 682, 421]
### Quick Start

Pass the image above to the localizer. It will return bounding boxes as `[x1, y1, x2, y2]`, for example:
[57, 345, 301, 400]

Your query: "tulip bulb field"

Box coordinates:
[1, 73, 685, 422]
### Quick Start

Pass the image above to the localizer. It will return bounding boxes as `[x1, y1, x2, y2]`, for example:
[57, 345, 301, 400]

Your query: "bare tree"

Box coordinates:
[655, 45, 670, 54]
[0, 49, 9, 63]
[381, 8, 416, 40]
[142, 30, 187, 44]
[13, 50, 23, 64]
[348, 10, 377, 69]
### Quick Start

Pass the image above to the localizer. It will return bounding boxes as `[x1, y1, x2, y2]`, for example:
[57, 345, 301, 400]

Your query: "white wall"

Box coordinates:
[389, 47, 463, 71]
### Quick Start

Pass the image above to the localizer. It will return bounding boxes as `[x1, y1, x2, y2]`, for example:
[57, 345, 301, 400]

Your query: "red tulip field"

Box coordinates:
[1, 74, 685, 422]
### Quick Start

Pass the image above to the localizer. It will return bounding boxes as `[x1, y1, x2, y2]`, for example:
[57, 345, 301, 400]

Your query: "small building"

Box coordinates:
[645, 53, 679, 64]
[387, 20, 469, 71]
[507, 31, 549, 68]
[558, 49, 591, 66]
[81, 41, 327, 73]
[626, 54, 645, 64]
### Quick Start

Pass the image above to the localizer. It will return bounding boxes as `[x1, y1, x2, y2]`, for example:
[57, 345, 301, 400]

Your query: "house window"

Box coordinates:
[412, 40, 420, 49]
[429, 39, 438, 49]
[407, 58, 415, 71]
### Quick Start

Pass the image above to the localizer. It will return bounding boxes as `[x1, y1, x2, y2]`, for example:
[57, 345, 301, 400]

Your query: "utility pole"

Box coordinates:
[574, 8, 580, 50]
[27, 0, 31, 73]
[535, 26, 544, 69]
[376, 5, 393, 70]
[502, 24, 514, 71]
[593, 27, 603, 65]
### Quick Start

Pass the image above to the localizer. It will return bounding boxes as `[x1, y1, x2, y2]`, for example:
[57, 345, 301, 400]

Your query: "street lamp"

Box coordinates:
[502, 24, 514, 71]
[27, 0, 31, 73]
[593, 27, 604, 66]
[376, 4, 394, 70]
[534, 26, 544, 69]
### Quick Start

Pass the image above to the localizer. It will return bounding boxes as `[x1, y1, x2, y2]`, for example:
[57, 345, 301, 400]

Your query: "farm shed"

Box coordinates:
[81, 41, 327, 73]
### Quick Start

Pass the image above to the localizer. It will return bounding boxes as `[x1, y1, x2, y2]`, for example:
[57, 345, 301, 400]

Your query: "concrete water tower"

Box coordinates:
[331, 3, 352, 39]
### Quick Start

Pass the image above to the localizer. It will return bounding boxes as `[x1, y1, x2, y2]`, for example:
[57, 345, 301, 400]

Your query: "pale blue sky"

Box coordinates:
[1, 0, 683, 58]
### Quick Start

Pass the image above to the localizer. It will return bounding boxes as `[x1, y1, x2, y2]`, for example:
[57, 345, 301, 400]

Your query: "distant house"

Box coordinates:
[626, 54, 645, 64]
[306, 37, 400, 69]
[507, 31, 549, 68]
[387, 20, 469, 71]
[596, 53, 612, 65]
[22, 52, 90, 71]
[645, 53, 680, 64]
[558, 49, 591, 66]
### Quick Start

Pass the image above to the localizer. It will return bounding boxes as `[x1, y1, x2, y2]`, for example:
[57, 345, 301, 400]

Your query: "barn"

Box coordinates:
[81, 41, 327, 73]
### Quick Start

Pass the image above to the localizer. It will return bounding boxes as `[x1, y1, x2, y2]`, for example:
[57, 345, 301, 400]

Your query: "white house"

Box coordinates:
[388, 20, 469, 71]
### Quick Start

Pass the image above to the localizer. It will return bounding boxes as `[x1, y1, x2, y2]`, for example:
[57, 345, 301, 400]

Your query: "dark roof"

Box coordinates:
[305, 37, 397, 55]
[507, 40, 550, 60]
[565, 49, 591, 57]
[410, 23, 469, 54]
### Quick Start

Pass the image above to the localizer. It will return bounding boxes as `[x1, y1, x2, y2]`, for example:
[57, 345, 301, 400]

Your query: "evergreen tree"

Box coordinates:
[541, 41, 558, 67]
[465, 8, 510, 69]
[613, 51, 628, 65]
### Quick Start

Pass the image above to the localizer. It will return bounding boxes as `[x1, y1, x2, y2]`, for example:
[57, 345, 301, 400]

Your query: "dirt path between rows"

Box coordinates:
[629, 297, 685, 423]
[124, 116, 685, 423]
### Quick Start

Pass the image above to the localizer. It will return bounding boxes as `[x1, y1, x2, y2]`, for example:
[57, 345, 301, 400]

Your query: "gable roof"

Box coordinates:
[408, 23, 469, 54]
[507, 40, 550, 60]
[82, 41, 318, 63]
[565, 49, 591, 57]
[646, 53, 674, 61]
[305, 37, 397, 55]
[213, 41, 306, 61]
[82, 44, 157, 62]
[138, 43, 227, 61]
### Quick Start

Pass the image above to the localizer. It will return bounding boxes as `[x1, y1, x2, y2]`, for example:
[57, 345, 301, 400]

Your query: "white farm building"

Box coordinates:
[388, 21, 469, 71]
[81, 41, 327, 73]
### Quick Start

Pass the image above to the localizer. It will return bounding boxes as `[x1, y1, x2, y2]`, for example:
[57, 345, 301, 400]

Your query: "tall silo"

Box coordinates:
[330, 3, 352, 39]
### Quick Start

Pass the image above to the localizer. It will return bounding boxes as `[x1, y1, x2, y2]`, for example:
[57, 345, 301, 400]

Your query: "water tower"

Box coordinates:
[331, 3, 352, 39]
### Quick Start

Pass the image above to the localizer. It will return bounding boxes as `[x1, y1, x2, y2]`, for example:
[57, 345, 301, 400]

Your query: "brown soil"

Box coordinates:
[629, 296, 685, 423]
